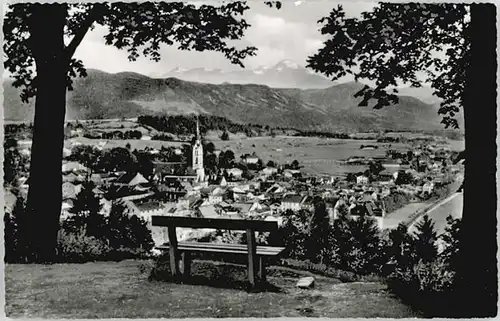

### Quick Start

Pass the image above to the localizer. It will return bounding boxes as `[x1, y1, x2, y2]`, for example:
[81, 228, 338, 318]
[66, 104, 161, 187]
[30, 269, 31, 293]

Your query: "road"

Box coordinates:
[408, 192, 463, 235]
[382, 202, 431, 230]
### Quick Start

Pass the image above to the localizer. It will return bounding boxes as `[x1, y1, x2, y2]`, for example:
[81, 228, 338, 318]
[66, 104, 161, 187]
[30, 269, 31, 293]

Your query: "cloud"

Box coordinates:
[74, 25, 234, 75]
[72, 2, 361, 74]
[243, 13, 326, 68]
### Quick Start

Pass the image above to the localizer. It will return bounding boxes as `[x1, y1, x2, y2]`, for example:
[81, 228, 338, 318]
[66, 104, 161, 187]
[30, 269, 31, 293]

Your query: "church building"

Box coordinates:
[192, 116, 206, 184]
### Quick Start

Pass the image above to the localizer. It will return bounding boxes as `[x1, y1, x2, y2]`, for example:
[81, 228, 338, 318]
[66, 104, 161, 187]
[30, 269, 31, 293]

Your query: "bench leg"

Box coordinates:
[169, 246, 179, 277]
[167, 226, 180, 277]
[246, 229, 257, 288]
[258, 256, 266, 282]
[181, 252, 191, 277]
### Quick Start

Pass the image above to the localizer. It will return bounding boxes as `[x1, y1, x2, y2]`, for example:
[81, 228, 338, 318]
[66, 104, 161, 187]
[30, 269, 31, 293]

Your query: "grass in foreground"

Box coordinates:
[5, 259, 418, 318]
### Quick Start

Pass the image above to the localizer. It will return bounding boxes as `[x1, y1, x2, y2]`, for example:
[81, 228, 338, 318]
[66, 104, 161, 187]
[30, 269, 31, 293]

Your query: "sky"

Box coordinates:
[73, 1, 377, 76]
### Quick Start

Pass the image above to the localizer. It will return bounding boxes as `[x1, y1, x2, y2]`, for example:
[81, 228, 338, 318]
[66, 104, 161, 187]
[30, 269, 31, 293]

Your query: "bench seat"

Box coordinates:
[157, 242, 285, 256]
[151, 215, 283, 287]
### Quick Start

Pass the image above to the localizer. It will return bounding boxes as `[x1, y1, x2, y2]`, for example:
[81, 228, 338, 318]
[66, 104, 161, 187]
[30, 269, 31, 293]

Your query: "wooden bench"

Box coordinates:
[151, 215, 285, 287]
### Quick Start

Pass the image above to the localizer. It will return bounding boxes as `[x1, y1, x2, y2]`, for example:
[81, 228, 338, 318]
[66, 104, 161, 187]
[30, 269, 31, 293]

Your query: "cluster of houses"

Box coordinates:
[56, 152, 459, 245]
[9, 120, 463, 246]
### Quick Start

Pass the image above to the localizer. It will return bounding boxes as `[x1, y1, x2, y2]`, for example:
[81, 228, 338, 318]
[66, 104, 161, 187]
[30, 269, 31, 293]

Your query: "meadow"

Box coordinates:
[4, 260, 418, 318]
[65, 130, 465, 177]
[211, 135, 464, 176]
[210, 136, 404, 176]
[65, 136, 185, 151]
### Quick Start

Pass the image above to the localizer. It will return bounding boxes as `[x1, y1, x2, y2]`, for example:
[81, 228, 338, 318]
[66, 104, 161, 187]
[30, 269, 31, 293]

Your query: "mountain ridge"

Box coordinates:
[4, 69, 463, 134]
[151, 59, 336, 89]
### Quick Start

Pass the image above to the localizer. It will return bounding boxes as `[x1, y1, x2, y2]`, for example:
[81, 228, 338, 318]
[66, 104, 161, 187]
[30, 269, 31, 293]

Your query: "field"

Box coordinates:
[210, 136, 407, 176]
[4, 260, 418, 318]
[211, 135, 464, 176]
[65, 136, 186, 151]
[65, 130, 465, 177]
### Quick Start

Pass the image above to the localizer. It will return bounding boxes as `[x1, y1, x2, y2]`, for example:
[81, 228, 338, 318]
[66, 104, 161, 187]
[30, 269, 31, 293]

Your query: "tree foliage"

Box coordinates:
[107, 202, 154, 252]
[4, 1, 281, 101]
[412, 215, 438, 263]
[307, 3, 469, 129]
[220, 131, 230, 141]
[386, 216, 462, 317]
[138, 114, 267, 138]
[64, 181, 107, 239]
[68, 145, 102, 176]
[219, 150, 235, 169]
[395, 171, 414, 185]
[4, 195, 33, 263]
[386, 223, 417, 270]
[368, 160, 384, 176]
[68, 181, 102, 217]
[439, 215, 462, 268]
[4, 143, 22, 185]
[305, 198, 330, 261]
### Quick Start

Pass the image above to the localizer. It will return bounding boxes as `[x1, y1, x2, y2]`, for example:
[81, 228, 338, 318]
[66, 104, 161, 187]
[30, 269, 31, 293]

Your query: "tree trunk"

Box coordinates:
[460, 4, 497, 317]
[25, 4, 68, 263]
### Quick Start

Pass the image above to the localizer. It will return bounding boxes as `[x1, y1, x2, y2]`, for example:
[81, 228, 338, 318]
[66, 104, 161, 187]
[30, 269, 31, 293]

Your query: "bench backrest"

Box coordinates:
[151, 215, 278, 232]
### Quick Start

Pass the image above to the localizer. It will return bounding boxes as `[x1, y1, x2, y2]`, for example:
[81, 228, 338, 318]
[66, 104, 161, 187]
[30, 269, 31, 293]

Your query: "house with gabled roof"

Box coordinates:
[198, 204, 219, 219]
[265, 183, 285, 195]
[227, 167, 243, 178]
[264, 215, 284, 227]
[281, 194, 305, 212]
[300, 195, 315, 212]
[230, 202, 253, 215]
[63, 171, 85, 183]
[62, 161, 89, 174]
[115, 172, 149, 186]
[261, 167, 278, 176]
[60, 199, 74, 221]
[177, 194, 199, 209]
[62, 182, 82, 200]
[356, 174, 369, 185]
[208, 187, 225, 205]
[123, 200, 166, 223]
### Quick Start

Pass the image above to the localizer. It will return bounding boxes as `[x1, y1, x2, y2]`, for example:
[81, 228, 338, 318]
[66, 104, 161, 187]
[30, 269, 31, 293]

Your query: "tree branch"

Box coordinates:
[64, 4, 106, 60]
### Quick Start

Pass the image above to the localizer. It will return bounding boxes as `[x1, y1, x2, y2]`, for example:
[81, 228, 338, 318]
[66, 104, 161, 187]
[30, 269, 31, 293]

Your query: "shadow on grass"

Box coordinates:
[149, 258, 282, 293]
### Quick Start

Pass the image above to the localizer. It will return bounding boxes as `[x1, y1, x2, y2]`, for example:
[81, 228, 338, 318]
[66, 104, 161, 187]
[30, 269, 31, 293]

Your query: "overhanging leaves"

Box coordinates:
[307, 3, 469, 129]
[4, 1, 280, 102]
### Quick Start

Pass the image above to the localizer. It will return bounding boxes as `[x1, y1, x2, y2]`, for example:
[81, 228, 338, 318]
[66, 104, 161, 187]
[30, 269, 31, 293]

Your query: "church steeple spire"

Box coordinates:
[196, 115, 201, 141]
[192, 114, 205, 184]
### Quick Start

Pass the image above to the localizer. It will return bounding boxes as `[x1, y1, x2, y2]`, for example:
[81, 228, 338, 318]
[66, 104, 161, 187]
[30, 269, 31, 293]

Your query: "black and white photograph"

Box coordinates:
[2, 0, 497, 318]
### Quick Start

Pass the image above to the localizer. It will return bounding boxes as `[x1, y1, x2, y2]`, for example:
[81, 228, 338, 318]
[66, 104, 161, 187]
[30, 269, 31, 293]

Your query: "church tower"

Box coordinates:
[192, 116, 205, 183]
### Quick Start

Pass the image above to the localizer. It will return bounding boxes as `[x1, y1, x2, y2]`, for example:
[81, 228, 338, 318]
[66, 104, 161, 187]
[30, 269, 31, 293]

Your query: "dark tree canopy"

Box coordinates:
[307, 3, 469, 129]
[412, 215, 438, 263]
[4, 1, 282, 102]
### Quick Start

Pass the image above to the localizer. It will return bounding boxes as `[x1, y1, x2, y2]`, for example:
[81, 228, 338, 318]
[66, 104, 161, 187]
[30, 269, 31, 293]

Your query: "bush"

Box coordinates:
[4, 211, 18, 263]
[4, 195, 32, 263]
[220, 131, 230, 141]
[55, 199, 154, 262]
[387, 259, 457, 317]
[385, 216, 462, 317]
[266, 207, 385, 276]
[107, 202, 154, 253]
[57, 228, 111, 263]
